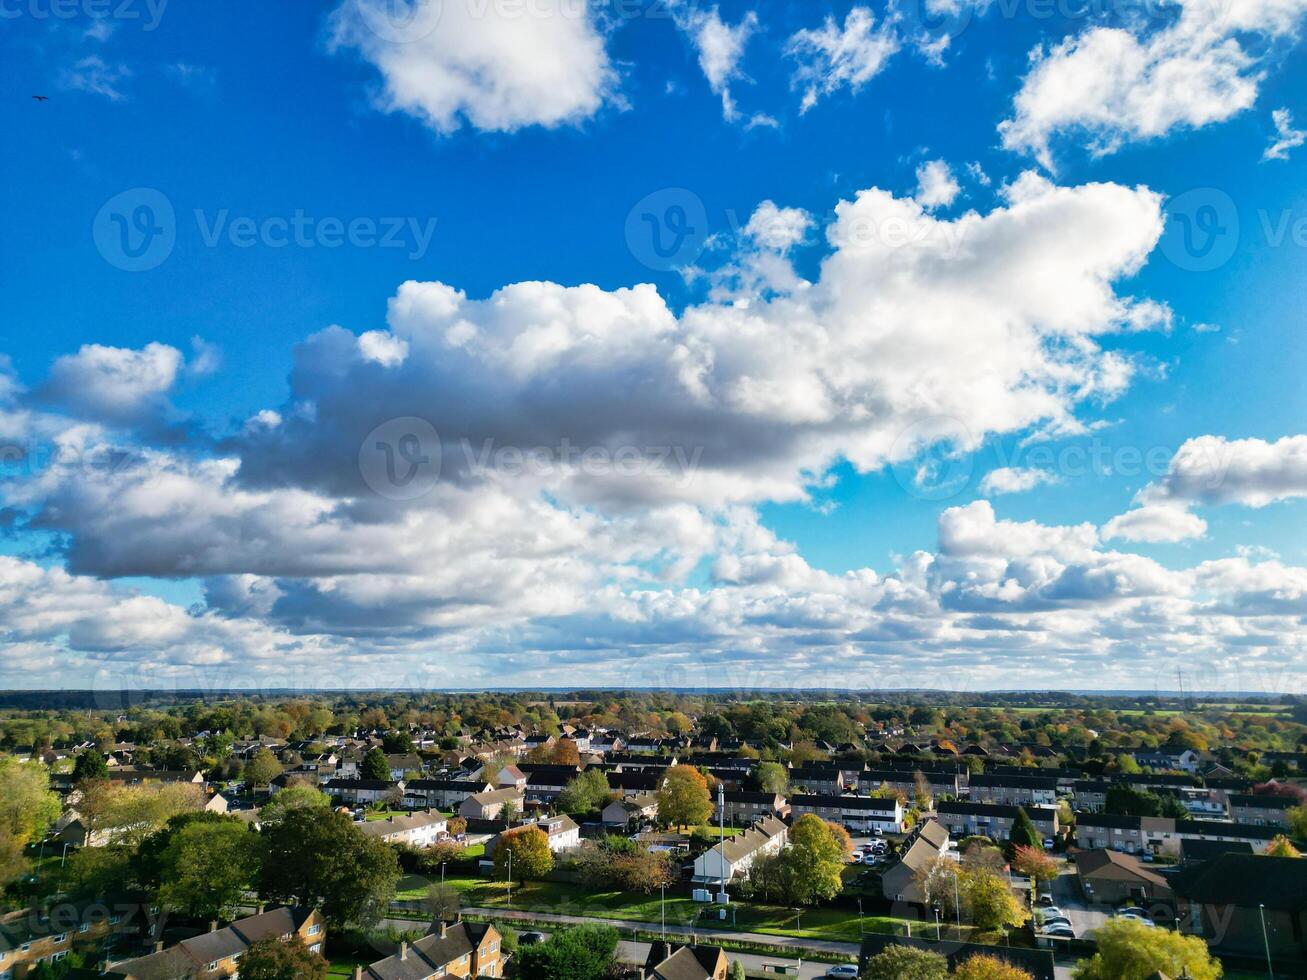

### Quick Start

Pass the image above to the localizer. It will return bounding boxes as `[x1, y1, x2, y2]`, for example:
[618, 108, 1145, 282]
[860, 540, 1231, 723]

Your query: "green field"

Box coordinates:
[398, 874, 915, 943]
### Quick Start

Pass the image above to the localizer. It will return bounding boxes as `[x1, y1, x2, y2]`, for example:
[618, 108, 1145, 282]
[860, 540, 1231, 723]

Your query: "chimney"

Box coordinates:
[154, 941, 165, 953]
[399, 941, 408, 961]
[209, 921, 219, 933]
[353, 968, 363, 980]
[439, 920, 448, 939]
[257, 904, 265, 915]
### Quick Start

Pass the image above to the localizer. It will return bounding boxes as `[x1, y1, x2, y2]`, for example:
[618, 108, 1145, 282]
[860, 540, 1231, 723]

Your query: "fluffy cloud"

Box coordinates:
[329, 0, 617, 133]
[1103, 434, 1307, 542]
[978, 466, 1059, 495]
[915, 159, 960, 210]
[1264, 107, 1306, 161]
[674, 5, 759, 121]
[1001, 0, 1307, 165]
[786, 7, 900, 113]
[36, 342, 184, 429]
[1102, 503, 1208, 543]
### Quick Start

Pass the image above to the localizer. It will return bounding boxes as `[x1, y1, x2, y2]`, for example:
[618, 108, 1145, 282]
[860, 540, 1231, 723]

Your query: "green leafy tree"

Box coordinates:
[1288, 805, 1307, 839]
[657, 765, 713, 827]
[157, 819, 261, 919]
[1265, 834, 1301, 857]
[72, 751, 109, 783]
[1105, 784, 1162, 818]
[755, 762, 788, 794]
[557, 769, 610, 815]
[494, 825, 554, 879]
[235, 934, 327, 980]
[258, 783, 331, 823]
[1072, 918, 1221, 980]
[361, 747, 391, 782]
[965, 867, 1029, 932]
[728, 959, 746, 980]
[860, 944, 949, 980]
[244, 748, 283, 790]
[0, 755, 62, 844]
[259, 807, 400, 928]
[1008, 808, 1041, 849]
[0, 827, 29, 889]
[514, 924, 618, 980]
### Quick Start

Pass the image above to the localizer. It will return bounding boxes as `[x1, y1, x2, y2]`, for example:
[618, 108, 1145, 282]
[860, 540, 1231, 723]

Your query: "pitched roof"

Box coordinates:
[1171, 854, 1307, 911]
[1073, 848, 1170, 888]
[645, 942, 728, 980]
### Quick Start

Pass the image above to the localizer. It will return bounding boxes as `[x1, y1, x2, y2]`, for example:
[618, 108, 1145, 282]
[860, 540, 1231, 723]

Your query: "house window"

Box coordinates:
[52, 935, 66, 944]
[79, 923, 90, 933]
[309, 944, 321, 954]
[308, 925, 321, 936]
[209, 962, 218, 971]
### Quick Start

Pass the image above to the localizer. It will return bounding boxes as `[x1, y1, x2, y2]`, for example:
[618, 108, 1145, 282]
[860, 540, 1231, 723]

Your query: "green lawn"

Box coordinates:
[401, 875, 913, 943]
[364, 809, 451, 822]
[326, 956, 369, 977]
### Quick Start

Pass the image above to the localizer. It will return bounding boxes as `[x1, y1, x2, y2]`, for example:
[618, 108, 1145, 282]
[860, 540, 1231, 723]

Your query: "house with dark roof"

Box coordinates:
[1173, 854, 1307, 957]
[789, 794, 903, 833]
[967, 773, 1058, 806]
[1228, 793, 1296, 828]
[1179, 838, 1253, 866]
[936, 801, 1058, 841]
[881, 820, 951, 905]
[713, 791, 788, 825]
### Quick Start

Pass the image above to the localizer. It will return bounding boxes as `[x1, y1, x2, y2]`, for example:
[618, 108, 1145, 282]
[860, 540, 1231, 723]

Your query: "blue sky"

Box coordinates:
[1, 0, 1306, 691]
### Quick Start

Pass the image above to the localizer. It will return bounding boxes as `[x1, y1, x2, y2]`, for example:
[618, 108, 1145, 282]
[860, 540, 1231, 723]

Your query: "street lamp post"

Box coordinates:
[858, 898, 864, 936]
[934, 906, 942, 941]
[1259, 903, 1274, 980]
[507, 848, 513, 901]
[793, 908, 802, 934]
[661, 884, 666, 941]
[60, 843, 70, 868]
[717, 783, 727, 906]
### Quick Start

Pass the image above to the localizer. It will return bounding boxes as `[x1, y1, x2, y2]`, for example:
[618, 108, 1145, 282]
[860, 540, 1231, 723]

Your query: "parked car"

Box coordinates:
[1042, 838, 1055, 850]
[1116, 913, 1154, 925]
[1117, 907, 1150, 918]
[1040, 916, 1072, 928]
[1036, 893, 1056, 907]
[849, 851, 864, 864]
[824, 967, 859, 979]
[1041, 925, 1075, 938]
[518, 931, 546, 946]
[1039, 906, 1063, 918]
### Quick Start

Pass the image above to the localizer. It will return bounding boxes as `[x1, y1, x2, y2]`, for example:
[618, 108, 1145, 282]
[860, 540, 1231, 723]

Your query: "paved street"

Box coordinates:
[1048, 868, 1109, 939]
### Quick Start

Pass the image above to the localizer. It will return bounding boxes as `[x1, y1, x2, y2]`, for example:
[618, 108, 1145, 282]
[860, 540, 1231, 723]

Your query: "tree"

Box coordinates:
[72, 751, 109, 783]
[965, 867, 1028, 932]
[77, 781, 204, 848]
[0, 755, 61, 844]
[953, 953, 1033, 979]
[235, 934, 327, 980]
[657, 765, 712, 827]
[1265, 834, 1302, 857]
[1289, 805, 1307, 839]
[514, 924, 618, 980]
[779, 814, 846, 905]
[259, 807, 400, 928]
[361, 747, 391, 782]
[728, 959, 746, 980]
[258, 783, 330, 823]
[1105, 784, 1162, 818]
[494, 825, 554, 879]
[245, 748, 283, 790]
[1008, 808, 1041, 849]
[860, 944, 948, 980]
[1072, 918, 1221, 980]
[557, 770, 610, 816]
[157, 819, 261, 919]
[0, 827, 29, 889]
[1010, 845, 1058, 888]
[755, 762, 788, 794]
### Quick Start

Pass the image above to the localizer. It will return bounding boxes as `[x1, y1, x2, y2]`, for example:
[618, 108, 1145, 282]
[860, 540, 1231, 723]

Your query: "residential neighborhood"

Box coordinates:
[1, 690, 1305, 980]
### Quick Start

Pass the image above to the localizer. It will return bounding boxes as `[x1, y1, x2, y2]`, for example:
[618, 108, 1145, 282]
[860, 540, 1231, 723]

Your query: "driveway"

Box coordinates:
[1047, 867, 1110, 939]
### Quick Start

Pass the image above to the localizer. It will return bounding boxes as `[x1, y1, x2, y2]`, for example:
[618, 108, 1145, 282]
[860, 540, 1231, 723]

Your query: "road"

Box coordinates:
[1047, 867, 1109, 939]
